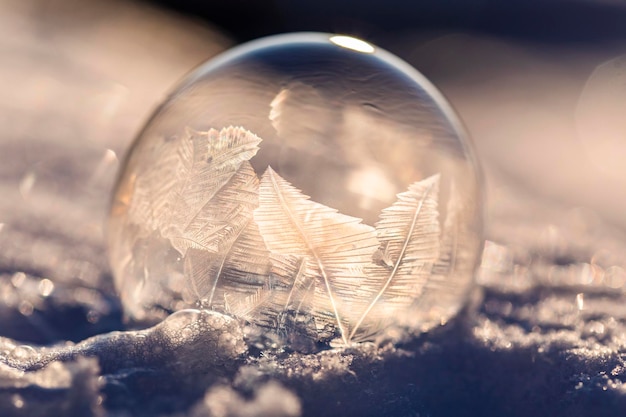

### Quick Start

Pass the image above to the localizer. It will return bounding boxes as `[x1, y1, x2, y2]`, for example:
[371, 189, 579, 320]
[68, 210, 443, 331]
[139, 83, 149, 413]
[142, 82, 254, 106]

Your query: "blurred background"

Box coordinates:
[4, 0, 626, 236]
[2, 0, 626, 316]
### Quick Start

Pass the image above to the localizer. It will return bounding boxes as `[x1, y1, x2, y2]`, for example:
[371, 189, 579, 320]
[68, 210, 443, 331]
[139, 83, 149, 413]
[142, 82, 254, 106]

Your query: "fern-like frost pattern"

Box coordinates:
[254, 167, 380, 344]
[128, 126, 451, 345]
[350, 175, 441, 342]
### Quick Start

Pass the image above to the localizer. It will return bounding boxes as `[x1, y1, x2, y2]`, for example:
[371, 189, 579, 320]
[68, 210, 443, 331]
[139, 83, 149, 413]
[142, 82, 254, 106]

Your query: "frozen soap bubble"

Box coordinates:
[108, 33, 483, 348]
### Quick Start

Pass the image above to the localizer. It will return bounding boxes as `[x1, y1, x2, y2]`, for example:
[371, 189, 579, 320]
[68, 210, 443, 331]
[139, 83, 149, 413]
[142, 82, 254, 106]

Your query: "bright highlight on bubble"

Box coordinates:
[108, 33, 483, 350]
[329, 35, 375, 53]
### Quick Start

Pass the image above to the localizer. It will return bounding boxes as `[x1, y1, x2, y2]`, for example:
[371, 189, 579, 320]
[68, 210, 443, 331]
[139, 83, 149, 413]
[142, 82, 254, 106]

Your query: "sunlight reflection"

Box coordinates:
[329, 35, 375, 53]
[576, 293, 584, 311]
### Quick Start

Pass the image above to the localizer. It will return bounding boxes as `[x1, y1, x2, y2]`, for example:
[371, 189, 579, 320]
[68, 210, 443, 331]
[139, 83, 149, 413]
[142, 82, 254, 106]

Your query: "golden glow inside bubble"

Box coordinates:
[108, 33, 483, 348]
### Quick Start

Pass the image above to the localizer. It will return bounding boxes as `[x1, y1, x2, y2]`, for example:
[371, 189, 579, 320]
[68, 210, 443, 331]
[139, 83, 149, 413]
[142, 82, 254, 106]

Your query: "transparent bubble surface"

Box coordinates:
[108, 33, 483, 348]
